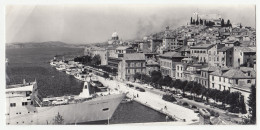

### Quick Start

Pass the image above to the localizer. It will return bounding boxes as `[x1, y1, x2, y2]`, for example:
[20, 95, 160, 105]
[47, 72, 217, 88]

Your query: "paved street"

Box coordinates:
[120, 81, 242, 125]
[97, 76, 200, 123]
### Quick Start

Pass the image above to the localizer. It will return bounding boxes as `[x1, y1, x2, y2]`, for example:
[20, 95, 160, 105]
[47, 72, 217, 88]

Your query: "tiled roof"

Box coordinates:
[222, 68, 255, 79]
[160, 52, 187, 58]
[146, 59, 159, 65]
[234, 47, 256, 52]
[116, 46, 133, 50]
[190, 43, 215, 49]
[210, 69, 224, 76]
[217, 46, 233, 52]
[123, 53, 145, 61]
[201, 66, 219, 72]
[178, 46, 190, 52]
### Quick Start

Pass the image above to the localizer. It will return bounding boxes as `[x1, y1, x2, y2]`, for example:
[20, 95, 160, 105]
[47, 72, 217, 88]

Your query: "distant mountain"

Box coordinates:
[6, 41, 90, 48]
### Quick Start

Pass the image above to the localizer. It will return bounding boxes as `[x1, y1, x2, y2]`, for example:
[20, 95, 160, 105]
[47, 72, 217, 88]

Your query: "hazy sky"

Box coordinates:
[6, 4, 255, 44]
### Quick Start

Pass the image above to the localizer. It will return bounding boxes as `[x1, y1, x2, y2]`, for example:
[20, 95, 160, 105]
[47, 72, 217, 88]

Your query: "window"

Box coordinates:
[177, 66, 179, 70]
[22, 102, 28, 106]
[219, 85, 221, 90]
[26, 91, 31, 97]
[212, 83, 214, 88]
[247, 80, 251, 83]
[224, 78, 225, 82]
[10, 103, 16, 107]
[209, 51, 211, 55]
[236, 79, 238, 84]
[219, 77, 221, 81]
[212, 76, 214, 81]
[209, 57, 211, 61]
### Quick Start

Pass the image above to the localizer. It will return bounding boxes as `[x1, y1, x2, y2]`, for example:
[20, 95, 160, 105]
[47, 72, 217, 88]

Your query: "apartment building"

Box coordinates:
[118, 53, 146, 81]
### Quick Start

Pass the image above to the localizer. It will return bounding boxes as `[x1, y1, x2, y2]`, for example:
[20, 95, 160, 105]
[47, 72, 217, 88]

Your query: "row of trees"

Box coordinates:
[74, 55, 101, 66]
[190, 17, 203, 25]
[190, 17, 233, 27]
[221, 19, 232, 27]
[134, 70, 248, 114]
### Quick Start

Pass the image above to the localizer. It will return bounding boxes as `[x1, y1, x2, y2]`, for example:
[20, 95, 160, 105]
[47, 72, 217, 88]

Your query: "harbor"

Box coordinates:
[49, 57, 199, 123]
[5, 3, 256, 126]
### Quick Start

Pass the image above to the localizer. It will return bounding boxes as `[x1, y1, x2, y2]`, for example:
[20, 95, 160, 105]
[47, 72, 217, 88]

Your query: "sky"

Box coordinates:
[5, 4, 255, 44]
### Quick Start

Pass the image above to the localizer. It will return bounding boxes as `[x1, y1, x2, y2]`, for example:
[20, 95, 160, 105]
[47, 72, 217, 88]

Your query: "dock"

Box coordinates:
[97, 76, 199, 124]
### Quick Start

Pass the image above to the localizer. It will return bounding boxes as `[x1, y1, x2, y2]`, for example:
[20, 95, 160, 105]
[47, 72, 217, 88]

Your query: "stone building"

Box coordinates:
[159, 52, 188, 79]
[233, 47, 256, 68]
[118, 53, 146, 81]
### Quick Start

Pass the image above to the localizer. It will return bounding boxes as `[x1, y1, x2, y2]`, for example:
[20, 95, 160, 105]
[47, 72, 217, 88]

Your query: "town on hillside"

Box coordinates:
[80, 13, 256, 124]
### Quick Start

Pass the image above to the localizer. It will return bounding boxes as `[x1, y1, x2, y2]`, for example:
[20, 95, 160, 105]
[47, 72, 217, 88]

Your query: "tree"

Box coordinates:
[190, 17, 193, 25]
[185, 81, 193, 92]
[133, 73, 141, 81]
[192, 19, 195, 25]
[248, 85, 256, 124]
[196, 19, 199, 25]
[53, 112, 64, 125]
[91, 55, 101, 66]
[180, 80, 188, 96]
[142, 74, 151, 84]
[221, 19, 225, 27]
[227, 19, 231, 27]
[151, 71, 162, 84]
[163, 75, 172, 87]
[200, 19, 203, 25]
[239, 95, 247, 114]
[194, 83, 203, 97]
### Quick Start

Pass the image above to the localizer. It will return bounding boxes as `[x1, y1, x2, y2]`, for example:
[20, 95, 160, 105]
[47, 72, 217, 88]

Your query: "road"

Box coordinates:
[122, 81, 242, 125]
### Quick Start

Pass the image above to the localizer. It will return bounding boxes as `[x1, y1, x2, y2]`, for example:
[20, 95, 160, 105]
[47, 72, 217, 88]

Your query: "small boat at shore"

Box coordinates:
[121, 98, 133, 103]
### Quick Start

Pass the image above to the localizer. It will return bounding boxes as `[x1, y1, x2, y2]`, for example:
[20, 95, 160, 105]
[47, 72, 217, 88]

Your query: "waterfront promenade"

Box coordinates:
[97, 76, 199, 123]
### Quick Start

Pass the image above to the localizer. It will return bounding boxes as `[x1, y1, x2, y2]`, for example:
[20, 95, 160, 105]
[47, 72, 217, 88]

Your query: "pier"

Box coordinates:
[97, 76, 199, 124]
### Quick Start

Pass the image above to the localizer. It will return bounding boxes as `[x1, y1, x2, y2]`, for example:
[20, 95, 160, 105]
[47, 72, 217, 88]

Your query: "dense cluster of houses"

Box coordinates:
[84, 14, 256, 105]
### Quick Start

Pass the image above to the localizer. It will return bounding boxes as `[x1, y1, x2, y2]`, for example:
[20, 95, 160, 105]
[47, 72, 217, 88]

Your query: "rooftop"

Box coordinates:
[222, 68, 256, 79]
[146, 59, 159, 65]
[201, 66, 219, 72]
[190, 43, 215, 49]
[6, 84, 34, 92]
[160, 52, 187, 58]
[234, 46, 256, 52]
[217, 46, 233, 52]
[123, 53, 145, 61]
[116, 46, 133, 50]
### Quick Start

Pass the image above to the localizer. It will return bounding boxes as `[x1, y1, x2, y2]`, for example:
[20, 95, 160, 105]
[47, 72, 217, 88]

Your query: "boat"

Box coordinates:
[74, 73, 89, 81]
[56, 64, 66, 71]
[121, 98, 133, 104]
[50, 60, 57, 67]
[6, 80, 126, 125]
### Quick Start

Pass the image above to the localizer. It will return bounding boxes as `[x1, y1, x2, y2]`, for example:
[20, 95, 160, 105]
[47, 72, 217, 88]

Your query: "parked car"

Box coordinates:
[176, 94, 183, 99]
[139, 88, 146, 92]
[143, 84, 153, 89]
[127, 84, 134, 88]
